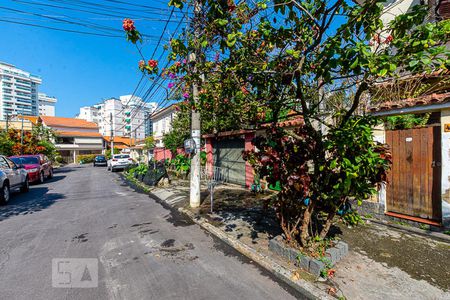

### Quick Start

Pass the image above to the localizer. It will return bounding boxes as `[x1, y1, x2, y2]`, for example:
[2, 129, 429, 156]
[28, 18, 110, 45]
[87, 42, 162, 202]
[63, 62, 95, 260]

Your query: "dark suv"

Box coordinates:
[93, 155, 107, 167]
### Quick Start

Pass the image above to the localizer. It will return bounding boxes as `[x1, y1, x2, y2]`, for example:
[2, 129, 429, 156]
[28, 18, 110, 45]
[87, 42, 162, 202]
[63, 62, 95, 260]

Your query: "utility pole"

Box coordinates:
[5, 112, 9, 132]
[110, 112, 114, 155]
[20, 109, 24, 155]
[129, 122, 133, 153]
[190, 0, 202, 208]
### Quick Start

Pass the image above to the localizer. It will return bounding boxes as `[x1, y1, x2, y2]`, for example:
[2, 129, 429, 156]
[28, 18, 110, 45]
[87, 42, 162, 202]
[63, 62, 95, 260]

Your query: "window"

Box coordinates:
[10, 157, 39, 165]
[0, 157, 10, 169]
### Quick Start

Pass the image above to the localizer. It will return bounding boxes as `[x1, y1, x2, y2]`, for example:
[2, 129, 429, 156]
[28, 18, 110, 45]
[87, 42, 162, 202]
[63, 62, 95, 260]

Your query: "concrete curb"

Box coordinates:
[125, 177, 334, 300]
[363, 218, 450, 244]
[176, 206, 333, 300]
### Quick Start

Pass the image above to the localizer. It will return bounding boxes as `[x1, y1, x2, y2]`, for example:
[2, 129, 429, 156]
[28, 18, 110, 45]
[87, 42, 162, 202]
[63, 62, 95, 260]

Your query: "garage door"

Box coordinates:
[213, 137, 246, 186]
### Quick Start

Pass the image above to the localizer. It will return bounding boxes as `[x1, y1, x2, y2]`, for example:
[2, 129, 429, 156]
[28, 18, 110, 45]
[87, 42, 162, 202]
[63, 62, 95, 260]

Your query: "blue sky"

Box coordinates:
[0, 0, 184, 117]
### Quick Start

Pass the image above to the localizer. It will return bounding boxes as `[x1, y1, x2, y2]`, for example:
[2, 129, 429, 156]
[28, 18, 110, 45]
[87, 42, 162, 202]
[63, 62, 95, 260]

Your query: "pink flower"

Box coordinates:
[148, 59, 158, 68]
[122, 19, 135, 32]
[182, 59, 187, 64]
[183, 92, 189, 99]
[175, 61, 182, 67]
[168, 82, 175, 89]
[169, 73, 177, 79]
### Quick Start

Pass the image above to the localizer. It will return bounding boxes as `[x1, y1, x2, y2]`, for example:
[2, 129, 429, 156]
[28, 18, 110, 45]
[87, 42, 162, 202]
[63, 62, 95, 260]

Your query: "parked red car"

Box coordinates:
[9, 154, 53, 184]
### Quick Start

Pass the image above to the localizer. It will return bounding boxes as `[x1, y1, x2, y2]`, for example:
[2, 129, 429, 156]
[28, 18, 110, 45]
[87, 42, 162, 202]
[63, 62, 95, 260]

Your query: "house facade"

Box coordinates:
[151, 104, 178, 147]
[40, 116, 103, 163]
[364, 0, 450, 227]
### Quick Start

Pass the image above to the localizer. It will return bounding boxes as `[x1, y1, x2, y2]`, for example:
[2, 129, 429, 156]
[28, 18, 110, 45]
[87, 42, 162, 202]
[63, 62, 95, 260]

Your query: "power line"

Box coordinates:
[48, 0, 173, 15]
[119, 6, 183, 126]
[0, 19, 122, 37]
[12, 0, 186, 23]
[151, 6, 175, 58]
[0, 6, 131, 35]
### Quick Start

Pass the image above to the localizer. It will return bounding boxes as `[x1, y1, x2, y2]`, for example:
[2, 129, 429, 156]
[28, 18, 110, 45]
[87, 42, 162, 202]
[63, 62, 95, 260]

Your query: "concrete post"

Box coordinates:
[441, 109, 450, 226]
[189, 0, 202, 208]
[244, 132, 255, 189]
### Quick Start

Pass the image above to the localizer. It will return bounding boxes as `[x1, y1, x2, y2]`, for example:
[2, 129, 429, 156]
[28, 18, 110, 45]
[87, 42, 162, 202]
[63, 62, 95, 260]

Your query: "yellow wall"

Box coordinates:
[0, 120, 33, 131]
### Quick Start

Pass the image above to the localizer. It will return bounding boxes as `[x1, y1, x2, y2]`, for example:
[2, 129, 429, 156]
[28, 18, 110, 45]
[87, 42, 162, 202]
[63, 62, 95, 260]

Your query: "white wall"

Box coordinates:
[74, 137, 103, 144]
[50, 125, 99, 133]
[39, 104, 55, 116]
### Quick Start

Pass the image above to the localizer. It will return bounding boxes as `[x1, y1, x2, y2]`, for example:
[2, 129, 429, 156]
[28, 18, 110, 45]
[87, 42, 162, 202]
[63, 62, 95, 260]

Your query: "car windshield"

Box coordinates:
[95, 156, 106, 160]
[10, 157, 39, 165]
[113, 155, 130, 159]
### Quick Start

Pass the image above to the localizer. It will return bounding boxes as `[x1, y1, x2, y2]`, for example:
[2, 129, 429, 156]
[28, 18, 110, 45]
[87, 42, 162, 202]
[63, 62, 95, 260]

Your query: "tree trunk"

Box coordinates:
[319, 210, 336, 239]
[299, 202, 315, 247]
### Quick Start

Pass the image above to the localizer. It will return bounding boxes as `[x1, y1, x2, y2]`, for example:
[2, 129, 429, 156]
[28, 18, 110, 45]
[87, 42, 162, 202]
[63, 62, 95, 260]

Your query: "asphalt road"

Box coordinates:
[0, 165, 301, 300]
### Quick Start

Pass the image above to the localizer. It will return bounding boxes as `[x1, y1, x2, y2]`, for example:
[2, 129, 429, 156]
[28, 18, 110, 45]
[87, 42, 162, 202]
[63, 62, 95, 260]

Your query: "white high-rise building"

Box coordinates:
[77, 95, 157, 140]
[0, 62, 41, 118]
[78, 106, 101, 124]
[38, 93, 57, 116]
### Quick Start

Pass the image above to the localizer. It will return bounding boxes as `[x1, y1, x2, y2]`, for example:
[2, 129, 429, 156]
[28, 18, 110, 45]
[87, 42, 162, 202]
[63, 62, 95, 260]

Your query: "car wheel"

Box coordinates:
[0, 184, 10, 205]
[39, 171, 45, 184]
[48, 168, 53, 179]
[20, 177, 29, 193]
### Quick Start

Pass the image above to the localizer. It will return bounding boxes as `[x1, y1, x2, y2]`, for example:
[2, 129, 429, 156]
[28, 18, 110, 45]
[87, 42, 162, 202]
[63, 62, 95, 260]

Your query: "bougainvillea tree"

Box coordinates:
[124, 1, 449, 249]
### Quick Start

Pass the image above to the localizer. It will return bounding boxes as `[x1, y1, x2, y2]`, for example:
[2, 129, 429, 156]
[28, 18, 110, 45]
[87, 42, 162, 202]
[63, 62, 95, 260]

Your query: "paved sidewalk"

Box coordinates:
[126, 176, 450, 300]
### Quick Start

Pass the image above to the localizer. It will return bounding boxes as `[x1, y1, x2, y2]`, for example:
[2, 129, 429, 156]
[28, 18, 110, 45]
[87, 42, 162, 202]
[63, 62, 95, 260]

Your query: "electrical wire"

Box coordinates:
[0, 19, 122, 37]
[12, 0, 186, 23]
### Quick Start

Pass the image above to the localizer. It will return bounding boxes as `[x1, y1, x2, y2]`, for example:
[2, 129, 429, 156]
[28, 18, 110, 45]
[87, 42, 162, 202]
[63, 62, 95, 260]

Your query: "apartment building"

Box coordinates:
[38, 93, 57, 116]
[0, 62, 41, 118]
[77, 105, 101, 124]
[77, 95, 157, 140]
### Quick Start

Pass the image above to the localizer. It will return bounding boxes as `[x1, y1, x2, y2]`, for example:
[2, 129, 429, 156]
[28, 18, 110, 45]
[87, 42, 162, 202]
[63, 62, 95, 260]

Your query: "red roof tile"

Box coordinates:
[41, 116, 98, 129]
[370, 92, 450, 112]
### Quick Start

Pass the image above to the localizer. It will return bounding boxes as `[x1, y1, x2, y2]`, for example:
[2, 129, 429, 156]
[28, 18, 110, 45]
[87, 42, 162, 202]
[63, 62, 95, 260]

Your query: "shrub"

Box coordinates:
[76, 154, 97, 164]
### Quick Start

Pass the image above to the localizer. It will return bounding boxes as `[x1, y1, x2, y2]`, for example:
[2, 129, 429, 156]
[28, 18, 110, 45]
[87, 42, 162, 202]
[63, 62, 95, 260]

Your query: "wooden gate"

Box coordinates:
[386, 126, 442, 222]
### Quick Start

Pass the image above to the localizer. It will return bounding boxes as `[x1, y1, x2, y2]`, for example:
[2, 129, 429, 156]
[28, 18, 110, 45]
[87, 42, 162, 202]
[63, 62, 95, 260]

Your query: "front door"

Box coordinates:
[386, 126, 442, 222]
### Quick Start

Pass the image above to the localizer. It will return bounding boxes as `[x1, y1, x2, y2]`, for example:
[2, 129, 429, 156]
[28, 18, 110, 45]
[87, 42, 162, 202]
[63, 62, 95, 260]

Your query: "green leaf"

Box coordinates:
[217, 19, 229, 26]
[350, 57, 359, 69]
[409, 60, 419, 67]
[378, 68, 388, 77]
[389, 63, 396, 72]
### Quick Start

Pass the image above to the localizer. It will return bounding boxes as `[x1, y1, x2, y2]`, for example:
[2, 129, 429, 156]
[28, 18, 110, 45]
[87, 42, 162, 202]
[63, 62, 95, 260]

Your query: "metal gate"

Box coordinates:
[386, 126, 442, 221]
[213, 137, 246, 186]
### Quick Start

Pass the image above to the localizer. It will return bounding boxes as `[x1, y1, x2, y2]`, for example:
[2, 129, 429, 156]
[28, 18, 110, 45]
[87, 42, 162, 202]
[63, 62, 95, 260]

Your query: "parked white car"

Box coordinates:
[0, 155, 29, 205]
[107, 154, 133, 172]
